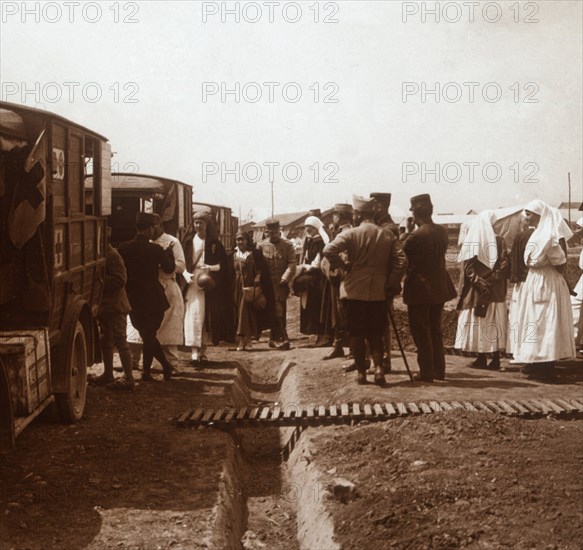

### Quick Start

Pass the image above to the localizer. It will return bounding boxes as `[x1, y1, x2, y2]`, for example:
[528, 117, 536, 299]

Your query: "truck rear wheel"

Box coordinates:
[56, 320, 88, 423]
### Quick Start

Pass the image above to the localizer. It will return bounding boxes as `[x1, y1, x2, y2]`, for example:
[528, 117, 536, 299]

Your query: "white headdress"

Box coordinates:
[304, 215, 330, 244]
[458, 210, 498, 269]
[524, 199, 573, 264]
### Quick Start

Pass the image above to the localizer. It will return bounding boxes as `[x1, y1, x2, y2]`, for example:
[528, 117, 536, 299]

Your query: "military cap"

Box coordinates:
[409, 194, 433, 211]
[308, 208, 322, 218]
[333, 203, 353, 215]
[352, 194, 376, 213]
[265, 218, 280, 230]
[136, 212, 157, 226]
[370, 192, 392, 204]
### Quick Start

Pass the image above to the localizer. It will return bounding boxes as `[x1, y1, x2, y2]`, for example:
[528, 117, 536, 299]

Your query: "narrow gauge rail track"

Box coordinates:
[177, 397, 583, 429]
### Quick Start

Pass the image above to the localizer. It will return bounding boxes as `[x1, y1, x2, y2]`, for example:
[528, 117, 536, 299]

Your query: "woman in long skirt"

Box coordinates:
[233, 232, 260, 350]
[455, 210, 510, 369]
[183, 212, 224, 363]
[296, 216, 329, 337]
[511, 199, 575, 381]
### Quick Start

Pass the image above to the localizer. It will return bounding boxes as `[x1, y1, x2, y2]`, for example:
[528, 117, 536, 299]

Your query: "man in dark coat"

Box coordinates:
[402, 194, 456, 382]
[370, 192, 407, 372]
[324, 196, 406, 386]
[370, 192, 400, 238]
[119, 212, 176, 381]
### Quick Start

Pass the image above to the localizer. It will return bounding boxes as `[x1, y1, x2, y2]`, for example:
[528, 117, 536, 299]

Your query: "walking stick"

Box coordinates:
[387, 304, 414, 382]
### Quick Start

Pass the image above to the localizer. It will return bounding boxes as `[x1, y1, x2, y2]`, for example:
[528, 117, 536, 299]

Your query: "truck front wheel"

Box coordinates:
[56, 320, 88, 423]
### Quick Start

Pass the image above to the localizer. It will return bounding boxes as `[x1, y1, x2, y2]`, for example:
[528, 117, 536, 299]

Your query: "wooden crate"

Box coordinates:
[0, 329, 51, 416]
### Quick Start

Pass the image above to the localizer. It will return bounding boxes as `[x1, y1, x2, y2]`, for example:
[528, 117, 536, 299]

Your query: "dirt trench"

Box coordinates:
[197, 354, 338, 549]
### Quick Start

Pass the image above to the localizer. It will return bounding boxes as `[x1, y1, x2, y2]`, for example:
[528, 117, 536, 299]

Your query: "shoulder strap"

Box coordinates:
[193, 246, 204, 269]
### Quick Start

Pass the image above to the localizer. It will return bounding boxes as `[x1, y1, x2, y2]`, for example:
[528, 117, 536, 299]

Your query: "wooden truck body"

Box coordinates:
[0, 101, 112, 451]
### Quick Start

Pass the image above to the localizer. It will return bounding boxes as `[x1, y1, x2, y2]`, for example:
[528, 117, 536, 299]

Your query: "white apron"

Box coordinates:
[456, 301, 507, 353]
[184, 235, 206, 348]
[153, 233, 186, 345]
[511, 265, 575, 363]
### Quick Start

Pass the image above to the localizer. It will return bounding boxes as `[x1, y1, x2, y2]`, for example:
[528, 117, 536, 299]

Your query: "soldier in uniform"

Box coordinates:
[92, 226, 134, 389]
[257, 219, 297, 349]
[370, 192, 407, 373]
[402, 194, 456, 382]
[321, 203, 353, 360]
[119, 212, 176, 381]
[370, 192, 400, 238]
[323, 196, 406, 386]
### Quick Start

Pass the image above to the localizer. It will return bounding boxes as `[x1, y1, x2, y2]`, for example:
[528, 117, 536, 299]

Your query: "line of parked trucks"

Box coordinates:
[0, 101, 236, 451]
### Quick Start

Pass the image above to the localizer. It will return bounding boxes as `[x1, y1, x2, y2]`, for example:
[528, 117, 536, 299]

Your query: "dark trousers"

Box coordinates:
[407, 303, 446, 381]
[129, 310, 169, 373]
[346, 300, 386, 370]
[332, 292, 348, 348]
[98, 312, 132, 379]
[271, 299, 289, 342]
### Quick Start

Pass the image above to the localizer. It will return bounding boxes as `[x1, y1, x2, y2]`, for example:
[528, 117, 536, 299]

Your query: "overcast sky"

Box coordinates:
[1, 0, 581, 221]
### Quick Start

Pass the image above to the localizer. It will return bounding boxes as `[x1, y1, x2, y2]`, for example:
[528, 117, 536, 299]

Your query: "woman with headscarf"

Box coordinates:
[183, 211, 226, 363]
[232, 231, 273, 350]
[294, 216, 329, 337]
[511, 199, 575, 380]
[455, 210, 510, 369]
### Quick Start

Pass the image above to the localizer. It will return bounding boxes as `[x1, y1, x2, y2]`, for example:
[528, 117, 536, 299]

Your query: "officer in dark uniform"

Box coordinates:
[119, 212, 176, 381]
[370, 192, 407, 373]
[370, 192, 400, 238]
[257, 219, 296, 349]
[402, 194, 456, 382]
[321, 204, 353, 359]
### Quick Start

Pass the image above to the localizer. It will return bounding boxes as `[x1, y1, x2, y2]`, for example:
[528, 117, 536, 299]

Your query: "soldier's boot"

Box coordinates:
[350, 337, 367, 385]
[119, 348, 135, 385]
[372, 353, 386, 386]
[92, 348, 115, 385]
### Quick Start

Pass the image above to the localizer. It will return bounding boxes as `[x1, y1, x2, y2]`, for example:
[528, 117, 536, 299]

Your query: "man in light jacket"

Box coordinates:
[323, 195, 407, 386]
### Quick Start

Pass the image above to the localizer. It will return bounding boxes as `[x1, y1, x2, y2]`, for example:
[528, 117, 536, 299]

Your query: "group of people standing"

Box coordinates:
[455, 199, 579, 382]
[93, 193, 580, 390]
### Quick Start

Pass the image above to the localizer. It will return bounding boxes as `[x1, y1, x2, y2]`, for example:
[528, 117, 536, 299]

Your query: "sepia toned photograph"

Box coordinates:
[0, 1, 582, 548]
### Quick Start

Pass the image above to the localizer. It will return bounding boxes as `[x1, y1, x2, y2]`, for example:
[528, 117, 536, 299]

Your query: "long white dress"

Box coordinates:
[154, 233, 185, 345]
[184, 235, 207, 349]
[511, 245, 575, 363]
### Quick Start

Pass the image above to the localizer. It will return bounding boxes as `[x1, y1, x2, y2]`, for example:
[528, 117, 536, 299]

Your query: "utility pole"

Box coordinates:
[271, 181, 274, 219]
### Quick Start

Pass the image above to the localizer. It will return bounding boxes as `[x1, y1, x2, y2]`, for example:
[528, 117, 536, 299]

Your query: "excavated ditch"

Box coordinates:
[185, 359, 333, 549]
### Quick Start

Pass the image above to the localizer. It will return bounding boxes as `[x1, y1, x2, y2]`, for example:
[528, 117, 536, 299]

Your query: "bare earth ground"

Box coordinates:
[1, 293, 582, 549]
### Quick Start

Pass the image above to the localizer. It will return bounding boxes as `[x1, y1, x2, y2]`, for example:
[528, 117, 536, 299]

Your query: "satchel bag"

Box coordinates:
[238, 257, 267, 310]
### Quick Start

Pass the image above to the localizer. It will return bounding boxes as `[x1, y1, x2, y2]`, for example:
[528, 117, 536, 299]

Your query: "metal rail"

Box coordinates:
[177, 397, 583, 428]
